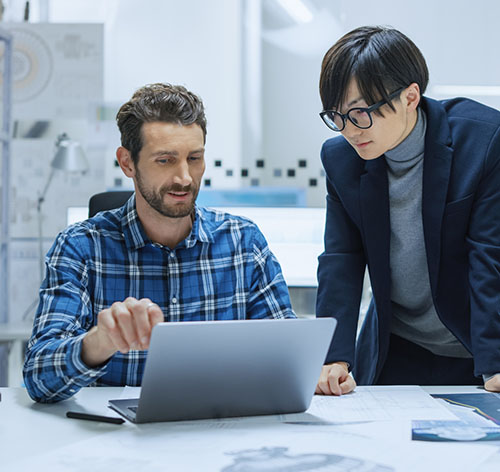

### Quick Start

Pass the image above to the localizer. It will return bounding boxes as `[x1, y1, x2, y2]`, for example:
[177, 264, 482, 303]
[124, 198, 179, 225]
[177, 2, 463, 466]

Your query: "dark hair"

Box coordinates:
[319, 26, 429, 114]
[116, 83, 207, 164]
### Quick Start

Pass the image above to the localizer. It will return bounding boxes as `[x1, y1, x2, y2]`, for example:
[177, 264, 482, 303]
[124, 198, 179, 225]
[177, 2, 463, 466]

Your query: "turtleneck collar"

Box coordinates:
[385, 107, 427, 164]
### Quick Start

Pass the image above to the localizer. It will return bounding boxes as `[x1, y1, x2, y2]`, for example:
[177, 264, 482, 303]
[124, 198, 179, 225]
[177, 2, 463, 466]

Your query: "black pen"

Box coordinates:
[66, 410, 125, 424]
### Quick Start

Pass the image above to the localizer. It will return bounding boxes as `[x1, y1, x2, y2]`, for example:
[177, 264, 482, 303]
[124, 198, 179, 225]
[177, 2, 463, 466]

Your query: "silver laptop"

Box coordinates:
[108, 317, 337, 423]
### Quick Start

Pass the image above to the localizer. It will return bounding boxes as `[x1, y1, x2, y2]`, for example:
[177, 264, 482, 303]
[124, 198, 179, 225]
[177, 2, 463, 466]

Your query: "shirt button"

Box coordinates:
[171, 297, 178, 304]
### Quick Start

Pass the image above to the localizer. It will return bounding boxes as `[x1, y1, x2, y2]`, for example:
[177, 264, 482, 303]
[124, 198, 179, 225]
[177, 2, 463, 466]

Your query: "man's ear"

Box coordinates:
[116, 146, 135, 178]
[405, 83, 421, 112]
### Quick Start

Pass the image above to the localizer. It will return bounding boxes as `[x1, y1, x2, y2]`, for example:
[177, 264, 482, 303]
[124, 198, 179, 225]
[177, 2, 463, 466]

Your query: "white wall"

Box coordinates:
[48, 0, 243, 184]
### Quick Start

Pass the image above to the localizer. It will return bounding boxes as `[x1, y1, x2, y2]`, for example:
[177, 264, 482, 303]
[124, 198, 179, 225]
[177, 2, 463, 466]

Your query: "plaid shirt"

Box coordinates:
[24, 196, 295, 402]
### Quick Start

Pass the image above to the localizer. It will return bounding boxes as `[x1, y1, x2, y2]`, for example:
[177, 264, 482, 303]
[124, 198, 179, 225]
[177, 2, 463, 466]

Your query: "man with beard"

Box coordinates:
[24, 83, 295, 403]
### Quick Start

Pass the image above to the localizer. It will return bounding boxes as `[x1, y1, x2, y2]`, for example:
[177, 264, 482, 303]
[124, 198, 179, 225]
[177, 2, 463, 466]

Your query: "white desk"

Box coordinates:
[1, 386, 499, 471]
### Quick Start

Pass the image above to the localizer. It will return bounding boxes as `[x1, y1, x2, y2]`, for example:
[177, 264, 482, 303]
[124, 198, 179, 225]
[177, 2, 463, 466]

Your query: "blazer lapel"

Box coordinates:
[359, 157, 393, 370]
[359, 157, 392, 311]
[422, 139, 453, 295]
[420, 97, 454, 295]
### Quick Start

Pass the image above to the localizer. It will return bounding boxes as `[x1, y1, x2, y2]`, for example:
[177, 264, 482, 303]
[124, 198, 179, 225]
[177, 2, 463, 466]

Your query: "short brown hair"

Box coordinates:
[320, 26, 429, 113]
[116, 83, 207, 164]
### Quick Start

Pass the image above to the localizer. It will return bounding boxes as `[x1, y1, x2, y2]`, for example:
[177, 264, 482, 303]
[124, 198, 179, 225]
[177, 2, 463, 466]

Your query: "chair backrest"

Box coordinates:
[88, 191, 134, 217]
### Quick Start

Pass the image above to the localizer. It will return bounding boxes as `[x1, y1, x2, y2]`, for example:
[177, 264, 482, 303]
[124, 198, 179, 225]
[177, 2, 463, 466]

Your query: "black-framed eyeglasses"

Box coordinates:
[319, 87, 405, 132]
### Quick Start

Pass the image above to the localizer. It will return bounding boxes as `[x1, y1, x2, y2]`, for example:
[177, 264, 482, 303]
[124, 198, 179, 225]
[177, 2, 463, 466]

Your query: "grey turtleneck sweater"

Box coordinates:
[384, 108, 471, 358]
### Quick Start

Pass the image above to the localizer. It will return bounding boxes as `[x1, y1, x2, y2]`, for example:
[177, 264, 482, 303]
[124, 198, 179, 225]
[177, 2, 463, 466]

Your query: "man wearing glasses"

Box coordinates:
[315, 26, 500, 395]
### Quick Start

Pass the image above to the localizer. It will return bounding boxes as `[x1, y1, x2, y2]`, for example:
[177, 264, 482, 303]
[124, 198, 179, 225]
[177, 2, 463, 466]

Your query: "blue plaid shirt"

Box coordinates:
[24, 196, 295, 402]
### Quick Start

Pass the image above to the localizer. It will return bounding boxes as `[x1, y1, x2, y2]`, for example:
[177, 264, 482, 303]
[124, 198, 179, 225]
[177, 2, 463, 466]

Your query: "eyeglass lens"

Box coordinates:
[346, 109, 371, 128]
[324, 108, 372, 131]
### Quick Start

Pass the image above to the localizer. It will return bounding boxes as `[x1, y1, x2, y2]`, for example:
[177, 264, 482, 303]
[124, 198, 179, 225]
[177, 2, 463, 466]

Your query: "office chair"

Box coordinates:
[88, 190, 134, 217]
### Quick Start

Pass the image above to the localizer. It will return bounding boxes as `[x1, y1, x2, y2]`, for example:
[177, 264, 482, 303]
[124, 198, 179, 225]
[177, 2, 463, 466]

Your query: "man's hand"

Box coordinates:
[485, 374, 500, 392]
[82, 297, 164, 367]
[315, 361, 356, 396]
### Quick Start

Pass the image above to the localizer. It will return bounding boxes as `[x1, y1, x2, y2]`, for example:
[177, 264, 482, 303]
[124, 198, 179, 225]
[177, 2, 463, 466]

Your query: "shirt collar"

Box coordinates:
[183, 206, 214, 248]
[121, 195, 214, 250]
[121, 194, 149, 250]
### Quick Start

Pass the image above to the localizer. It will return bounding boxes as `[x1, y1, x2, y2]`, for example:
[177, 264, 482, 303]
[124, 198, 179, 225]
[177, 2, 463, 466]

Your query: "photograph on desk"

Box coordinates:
[412, 393, 500, 441]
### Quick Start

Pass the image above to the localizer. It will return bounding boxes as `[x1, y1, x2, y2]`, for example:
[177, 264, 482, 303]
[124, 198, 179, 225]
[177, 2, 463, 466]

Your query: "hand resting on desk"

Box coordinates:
[485, 374, 500, 392]
[315, 361, 356, 396]
[81, 297, 164, 367]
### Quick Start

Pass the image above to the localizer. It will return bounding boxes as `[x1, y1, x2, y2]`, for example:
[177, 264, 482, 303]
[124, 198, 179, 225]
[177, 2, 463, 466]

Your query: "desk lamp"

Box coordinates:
[37, 133, 89, 281]
[21, 134, 89, 322]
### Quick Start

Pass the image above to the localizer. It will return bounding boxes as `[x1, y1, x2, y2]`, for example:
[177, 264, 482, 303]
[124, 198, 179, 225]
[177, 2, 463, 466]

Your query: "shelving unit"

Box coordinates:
[0, 27, 13, 325]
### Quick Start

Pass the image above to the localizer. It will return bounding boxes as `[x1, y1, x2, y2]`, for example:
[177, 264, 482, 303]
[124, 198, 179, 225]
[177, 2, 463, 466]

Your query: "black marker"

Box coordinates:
[66, 410, 124, 424]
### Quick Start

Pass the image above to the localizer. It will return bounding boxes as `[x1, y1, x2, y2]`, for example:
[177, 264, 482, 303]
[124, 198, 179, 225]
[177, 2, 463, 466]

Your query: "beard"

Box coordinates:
[135, 168, 199, 218]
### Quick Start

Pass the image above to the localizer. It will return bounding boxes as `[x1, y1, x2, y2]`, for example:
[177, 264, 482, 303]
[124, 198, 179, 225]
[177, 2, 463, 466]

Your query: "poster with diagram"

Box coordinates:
[1, 22, 103, 118]
[0, 23, 104, 323]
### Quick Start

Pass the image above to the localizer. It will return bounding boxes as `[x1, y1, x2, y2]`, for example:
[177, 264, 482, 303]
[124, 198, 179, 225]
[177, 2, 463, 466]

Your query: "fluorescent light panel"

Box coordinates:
[276, 0, 313, 24]
[432, 85, 500, 96]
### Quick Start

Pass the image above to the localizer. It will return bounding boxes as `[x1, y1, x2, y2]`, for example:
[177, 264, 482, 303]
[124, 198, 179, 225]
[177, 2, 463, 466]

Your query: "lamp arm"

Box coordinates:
[38, 167, 56, 209]
[37, 167, 56, 283]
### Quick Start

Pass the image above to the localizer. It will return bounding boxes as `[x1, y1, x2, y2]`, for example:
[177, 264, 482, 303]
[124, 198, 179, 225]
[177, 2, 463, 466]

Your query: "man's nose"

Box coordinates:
[173, 160, 193, 186]
[342, 120, 363, 138]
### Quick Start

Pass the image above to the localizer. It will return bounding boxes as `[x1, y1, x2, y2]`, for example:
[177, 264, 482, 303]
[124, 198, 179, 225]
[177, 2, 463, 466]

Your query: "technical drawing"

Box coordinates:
[222, 447, 393, 472]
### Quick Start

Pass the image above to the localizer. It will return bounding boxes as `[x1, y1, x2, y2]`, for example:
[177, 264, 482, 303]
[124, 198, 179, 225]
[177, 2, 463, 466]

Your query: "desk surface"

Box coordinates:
[1, 386, 500, 471]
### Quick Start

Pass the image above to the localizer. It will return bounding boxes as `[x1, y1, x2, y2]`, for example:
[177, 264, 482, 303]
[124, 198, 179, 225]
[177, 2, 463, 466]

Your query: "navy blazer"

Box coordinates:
[316, 96, 500, 384]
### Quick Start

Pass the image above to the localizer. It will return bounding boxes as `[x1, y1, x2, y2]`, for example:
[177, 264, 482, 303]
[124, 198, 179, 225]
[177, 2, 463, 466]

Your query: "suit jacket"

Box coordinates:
[316, 96, 500, 384]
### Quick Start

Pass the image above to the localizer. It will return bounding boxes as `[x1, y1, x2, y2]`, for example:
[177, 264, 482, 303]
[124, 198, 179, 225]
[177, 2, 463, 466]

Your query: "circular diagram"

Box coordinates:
[0, 27, 53, 102]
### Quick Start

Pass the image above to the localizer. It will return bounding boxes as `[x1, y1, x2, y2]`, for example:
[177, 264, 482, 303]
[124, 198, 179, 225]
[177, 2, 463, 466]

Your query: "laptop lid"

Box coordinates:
[109, 317, 336, 423]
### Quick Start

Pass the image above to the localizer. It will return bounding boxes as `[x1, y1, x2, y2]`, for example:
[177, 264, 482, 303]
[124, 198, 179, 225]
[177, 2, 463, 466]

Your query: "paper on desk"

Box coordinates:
[133, 385, 455, 428]
[434, 396, 500, 425]
[301, 386, 457, 422]
[433, 393, 500, 424]
[412, 396, 500, 441]
[116, 385, 141, 399]
[9, 418, 498, 472]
